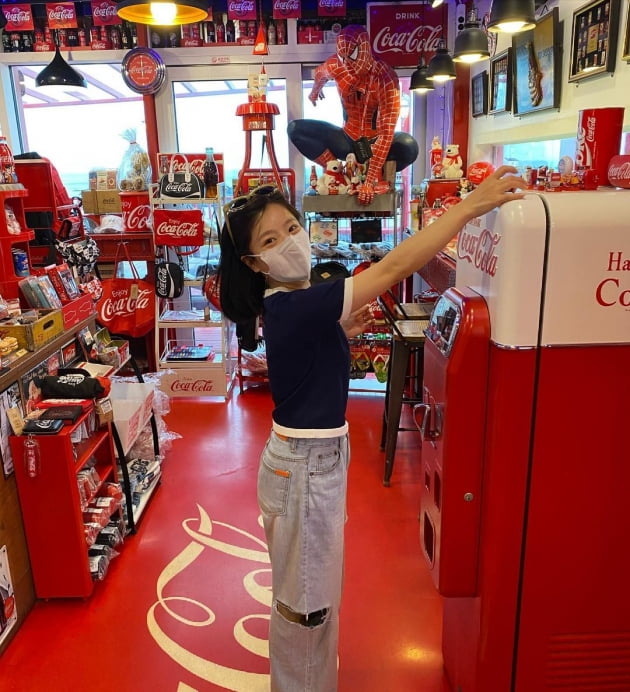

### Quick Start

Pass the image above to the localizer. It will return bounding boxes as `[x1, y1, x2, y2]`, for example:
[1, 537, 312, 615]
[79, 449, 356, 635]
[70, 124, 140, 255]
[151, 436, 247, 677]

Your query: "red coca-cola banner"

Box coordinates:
[227, 0, 257, 21]
[367, 1, 446, 68]
[2, 4, 34, 31]
[91, 0, 120, 26]
[318, 0, 345, 18]
[153, 209, 204, 246]
[607, 155, 630, 189]
[46, 2, 78, 29]
[273, 0, 301, 20]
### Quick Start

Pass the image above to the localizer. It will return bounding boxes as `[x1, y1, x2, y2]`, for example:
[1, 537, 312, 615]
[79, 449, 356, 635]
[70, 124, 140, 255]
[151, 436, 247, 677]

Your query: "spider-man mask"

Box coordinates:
[336, 25, 372, 77]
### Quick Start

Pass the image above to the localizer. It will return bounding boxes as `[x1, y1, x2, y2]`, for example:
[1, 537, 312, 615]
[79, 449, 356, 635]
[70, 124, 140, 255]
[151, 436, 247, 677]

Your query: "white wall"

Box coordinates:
[468, 0, 630, 163]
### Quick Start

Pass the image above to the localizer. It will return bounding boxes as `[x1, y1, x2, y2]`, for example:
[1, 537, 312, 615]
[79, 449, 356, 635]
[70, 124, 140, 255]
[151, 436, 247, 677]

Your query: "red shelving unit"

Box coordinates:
[10, 413, 119, 599]
[0, 187, 35, 302]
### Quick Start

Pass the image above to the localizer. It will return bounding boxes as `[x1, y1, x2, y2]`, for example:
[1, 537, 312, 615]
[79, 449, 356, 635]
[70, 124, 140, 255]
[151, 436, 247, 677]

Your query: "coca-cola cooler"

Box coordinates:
[416, 189, 630, 691]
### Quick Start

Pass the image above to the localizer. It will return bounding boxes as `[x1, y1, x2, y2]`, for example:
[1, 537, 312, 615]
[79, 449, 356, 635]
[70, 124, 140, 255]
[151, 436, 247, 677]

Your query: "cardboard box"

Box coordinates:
[60, 294, 94, 330]
[0, 309, 64, 351]
[158, 367, 230, 398]
[110, 382, 155, 454]
[81, 190, 122, 214]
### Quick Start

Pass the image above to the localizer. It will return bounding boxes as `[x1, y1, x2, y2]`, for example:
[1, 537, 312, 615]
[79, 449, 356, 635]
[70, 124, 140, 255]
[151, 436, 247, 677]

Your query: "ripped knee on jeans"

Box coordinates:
[276, 600, 329, 628]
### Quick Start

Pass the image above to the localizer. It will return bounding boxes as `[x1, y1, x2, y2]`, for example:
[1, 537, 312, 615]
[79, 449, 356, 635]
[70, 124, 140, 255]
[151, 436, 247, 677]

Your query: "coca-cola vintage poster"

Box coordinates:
[2, 4, 34, 32]
[157, 153, 225, 185]
[367, 2, 446, 68]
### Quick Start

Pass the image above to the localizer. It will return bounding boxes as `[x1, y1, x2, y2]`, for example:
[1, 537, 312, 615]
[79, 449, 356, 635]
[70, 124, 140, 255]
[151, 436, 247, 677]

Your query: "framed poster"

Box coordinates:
[489, 48, 513, 114]
[512, 7, 561, 115]
[0, 383, 23, 478]
[471, 71, 488, 118]
[622, 0, 630, 60]
[569, 0, 620, 81]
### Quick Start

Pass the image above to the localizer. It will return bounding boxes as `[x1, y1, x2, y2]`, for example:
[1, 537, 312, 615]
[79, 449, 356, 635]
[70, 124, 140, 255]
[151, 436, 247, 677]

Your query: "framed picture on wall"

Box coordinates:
[489, 48, 513, 114]
[512, 7, 561, 115]
[622, 1, 630, 60]
[471, 71, 488, 118]
[568, 0, 620, 81]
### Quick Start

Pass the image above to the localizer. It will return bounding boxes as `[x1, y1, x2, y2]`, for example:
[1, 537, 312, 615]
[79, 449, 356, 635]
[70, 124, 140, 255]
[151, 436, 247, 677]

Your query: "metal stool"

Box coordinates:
[377, 294, 429, 486]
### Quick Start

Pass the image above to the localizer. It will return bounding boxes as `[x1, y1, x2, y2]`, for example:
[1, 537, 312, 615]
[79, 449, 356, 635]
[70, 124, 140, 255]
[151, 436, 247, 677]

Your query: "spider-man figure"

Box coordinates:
[287, 25, 419, 205]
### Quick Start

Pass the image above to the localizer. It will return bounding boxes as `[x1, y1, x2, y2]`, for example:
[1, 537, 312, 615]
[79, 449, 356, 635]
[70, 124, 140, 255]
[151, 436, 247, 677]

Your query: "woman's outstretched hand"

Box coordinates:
[460, 165, 528, 220]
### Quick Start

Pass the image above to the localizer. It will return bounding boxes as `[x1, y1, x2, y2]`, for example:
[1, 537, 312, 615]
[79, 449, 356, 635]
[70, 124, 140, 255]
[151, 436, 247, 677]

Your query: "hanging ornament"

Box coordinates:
[253, 22, 268, 55]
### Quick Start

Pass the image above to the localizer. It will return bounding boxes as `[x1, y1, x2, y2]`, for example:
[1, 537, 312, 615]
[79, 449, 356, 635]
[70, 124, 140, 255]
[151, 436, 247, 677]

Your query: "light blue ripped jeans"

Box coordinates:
[258, 430, 350, 692]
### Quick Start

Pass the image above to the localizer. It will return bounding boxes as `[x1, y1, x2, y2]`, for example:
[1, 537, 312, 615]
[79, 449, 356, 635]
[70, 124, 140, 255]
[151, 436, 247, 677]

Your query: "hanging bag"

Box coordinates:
[96, 243, 155, 337]
[155, 247, 185, 299]
[158, 155, 203, 199]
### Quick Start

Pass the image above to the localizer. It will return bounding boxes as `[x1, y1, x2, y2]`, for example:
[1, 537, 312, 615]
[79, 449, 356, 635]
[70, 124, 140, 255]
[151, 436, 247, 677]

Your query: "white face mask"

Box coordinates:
[256, 231, 312, 283]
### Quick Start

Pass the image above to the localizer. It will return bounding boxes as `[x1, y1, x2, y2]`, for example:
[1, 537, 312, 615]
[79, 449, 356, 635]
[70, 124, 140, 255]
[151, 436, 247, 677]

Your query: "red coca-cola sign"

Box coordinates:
[227, 0, 257, 21]
[607, 154, 630, 189]
[46, 2, 77, 29]
[273, 0, 301, 19]
[2, 4, 34, 31]
[91, 0, 120, 26]
[318, 0, 345, 18]
[153, 209, 204, 246]
[367, 2, 445, 68]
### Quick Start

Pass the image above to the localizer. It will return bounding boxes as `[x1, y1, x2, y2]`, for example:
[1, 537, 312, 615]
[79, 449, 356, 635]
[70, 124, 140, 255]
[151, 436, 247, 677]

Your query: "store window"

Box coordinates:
[496, 138, 580, 173]
[10, 63, 147, 197]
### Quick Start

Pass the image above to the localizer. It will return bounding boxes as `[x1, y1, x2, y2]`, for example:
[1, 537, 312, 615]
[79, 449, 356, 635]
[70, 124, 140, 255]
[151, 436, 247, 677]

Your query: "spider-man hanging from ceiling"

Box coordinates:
[287, 24, 419, 205]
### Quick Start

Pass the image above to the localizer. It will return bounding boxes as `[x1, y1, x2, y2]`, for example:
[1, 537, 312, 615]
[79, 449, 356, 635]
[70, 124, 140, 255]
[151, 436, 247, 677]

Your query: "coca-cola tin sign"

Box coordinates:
[2, 4, 34, 31]
[227, 0, 257, 21]
[273, 0, 301, 20]
[157, 153, 225, 185]
[46, 2, 78, 29]
[153, 209, 204, 246]
[607, 155, 630, 188]
[91, 0, 120, 27]
[367, 2, 446, 68]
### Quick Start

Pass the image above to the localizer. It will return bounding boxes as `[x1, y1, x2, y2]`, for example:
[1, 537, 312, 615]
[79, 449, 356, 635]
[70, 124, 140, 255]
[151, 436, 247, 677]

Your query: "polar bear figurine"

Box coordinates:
[442, 143, 463, 179]
[316, 160, 349, 195]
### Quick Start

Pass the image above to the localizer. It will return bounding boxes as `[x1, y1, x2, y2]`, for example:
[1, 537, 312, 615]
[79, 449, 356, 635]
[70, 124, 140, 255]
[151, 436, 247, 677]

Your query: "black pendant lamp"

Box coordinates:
[427, 40, 456, 82]
[487, 0, 536, 34]
[410, 58, 435, 93]
[35, 35, 87, 88]
[116, 0, 208, 25]
[454, 7, 490, 63]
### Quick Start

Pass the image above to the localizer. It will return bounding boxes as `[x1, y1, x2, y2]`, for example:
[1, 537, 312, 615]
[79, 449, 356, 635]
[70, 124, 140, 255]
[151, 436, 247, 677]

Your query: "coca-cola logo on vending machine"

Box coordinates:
[457, 227, 500, 277]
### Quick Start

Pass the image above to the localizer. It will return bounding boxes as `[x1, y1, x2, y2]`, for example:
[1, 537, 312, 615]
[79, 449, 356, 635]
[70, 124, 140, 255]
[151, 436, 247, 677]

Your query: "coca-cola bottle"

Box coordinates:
[216, 15, 225, 42]
[203, 147, 219, 198]
[204, 20, 215, 43]
[276, 19, 286, 45]
[225, 17, 235, 42]
[267, 19, 276, 45]
[309, 165, 318, 192]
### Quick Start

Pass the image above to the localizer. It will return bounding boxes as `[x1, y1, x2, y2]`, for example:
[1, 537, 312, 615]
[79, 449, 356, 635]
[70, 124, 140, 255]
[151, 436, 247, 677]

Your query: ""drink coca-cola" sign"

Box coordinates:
[367, 2, 446, 68]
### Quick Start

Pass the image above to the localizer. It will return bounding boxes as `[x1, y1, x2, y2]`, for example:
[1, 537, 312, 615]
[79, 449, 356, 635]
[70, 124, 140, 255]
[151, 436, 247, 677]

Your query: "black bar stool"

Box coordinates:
[377, 292, 430, 486]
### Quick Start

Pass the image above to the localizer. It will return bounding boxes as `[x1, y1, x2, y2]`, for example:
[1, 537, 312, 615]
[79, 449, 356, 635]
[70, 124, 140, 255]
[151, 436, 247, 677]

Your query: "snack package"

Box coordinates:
[116, 128, 152, 191]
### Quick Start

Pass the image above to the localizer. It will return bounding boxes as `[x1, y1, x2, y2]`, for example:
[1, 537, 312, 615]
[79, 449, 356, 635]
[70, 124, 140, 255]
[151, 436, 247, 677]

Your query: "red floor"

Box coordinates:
[1, 388, 449, 691]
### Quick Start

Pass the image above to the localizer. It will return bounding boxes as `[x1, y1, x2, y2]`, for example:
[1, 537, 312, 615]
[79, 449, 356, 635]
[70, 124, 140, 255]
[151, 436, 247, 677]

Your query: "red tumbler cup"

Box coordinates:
[120, 191, 152, 232]
[575, 107, 625, 185]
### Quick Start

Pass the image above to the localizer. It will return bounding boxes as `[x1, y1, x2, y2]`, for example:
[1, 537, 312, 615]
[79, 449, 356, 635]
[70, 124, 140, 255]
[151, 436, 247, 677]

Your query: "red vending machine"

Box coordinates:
[417, 190, 630, 691]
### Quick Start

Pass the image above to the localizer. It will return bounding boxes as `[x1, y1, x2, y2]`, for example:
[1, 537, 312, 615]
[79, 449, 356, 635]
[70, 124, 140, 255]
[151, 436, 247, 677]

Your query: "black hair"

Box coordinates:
[217, 192, 303, 323]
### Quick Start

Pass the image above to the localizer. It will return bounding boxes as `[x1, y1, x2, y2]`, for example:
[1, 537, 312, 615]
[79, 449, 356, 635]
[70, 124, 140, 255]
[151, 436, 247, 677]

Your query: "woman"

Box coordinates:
[217, 166, 526, 691]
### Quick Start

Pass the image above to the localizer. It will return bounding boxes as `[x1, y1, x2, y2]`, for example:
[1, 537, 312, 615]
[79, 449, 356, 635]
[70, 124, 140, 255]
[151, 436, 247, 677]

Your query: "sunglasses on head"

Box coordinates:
[223, 185, 285, 247]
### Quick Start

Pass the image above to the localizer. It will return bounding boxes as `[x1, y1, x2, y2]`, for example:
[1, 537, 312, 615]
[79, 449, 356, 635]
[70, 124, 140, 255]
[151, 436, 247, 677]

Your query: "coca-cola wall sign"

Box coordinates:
[227, 1, 257, 21]
[2, 4, 34, 31]
[273, 0, 301, 20]
[607, 155, 630, 188]
[46, 2, 78, 29]
[367, 2, 446, 68]
[91, 0, 120, 26]
[318, 0, 346, 17]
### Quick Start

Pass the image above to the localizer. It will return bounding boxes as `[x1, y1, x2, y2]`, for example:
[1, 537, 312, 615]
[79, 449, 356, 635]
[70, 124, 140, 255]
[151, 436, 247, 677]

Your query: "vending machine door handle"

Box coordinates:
[413, 403, 430, 441]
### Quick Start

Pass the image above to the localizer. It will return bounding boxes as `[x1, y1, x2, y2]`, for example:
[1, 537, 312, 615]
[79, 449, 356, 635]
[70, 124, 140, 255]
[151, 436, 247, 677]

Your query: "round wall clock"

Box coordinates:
[121, 46, 166, 95]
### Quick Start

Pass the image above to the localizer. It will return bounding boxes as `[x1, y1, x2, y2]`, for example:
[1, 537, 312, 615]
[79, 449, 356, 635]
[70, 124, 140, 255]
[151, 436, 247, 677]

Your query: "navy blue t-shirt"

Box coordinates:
[262, 278, 353, 437]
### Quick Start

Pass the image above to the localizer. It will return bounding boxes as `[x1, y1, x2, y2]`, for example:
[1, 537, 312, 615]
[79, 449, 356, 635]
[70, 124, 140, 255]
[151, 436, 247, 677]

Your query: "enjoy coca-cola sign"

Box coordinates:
[607, 155, 630, 189]
[367, 2, 446, 68]
[153, 209, 204, 246]
[3, 4, 34, 31]
[99, 286, 153, 321]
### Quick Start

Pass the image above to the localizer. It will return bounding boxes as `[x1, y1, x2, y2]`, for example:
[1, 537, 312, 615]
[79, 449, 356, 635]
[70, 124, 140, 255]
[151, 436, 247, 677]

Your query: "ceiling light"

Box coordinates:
[431, 0, 444, 7]
[410, 60, 435, 93]
[487, 0, 536, 34]
[116, 0, 208, 25]
[35, 43, 87, 89]
[427, 40, 456, 82]
[454, 7, 490, 63]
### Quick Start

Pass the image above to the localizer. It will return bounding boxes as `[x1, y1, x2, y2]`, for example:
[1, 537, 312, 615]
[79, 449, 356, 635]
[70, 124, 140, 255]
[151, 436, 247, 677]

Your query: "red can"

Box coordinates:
[575, 107, 625, 185]
[120, 191, 152, 233]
